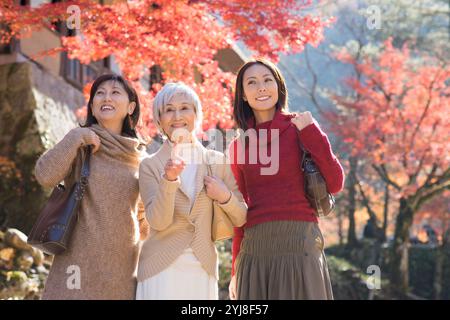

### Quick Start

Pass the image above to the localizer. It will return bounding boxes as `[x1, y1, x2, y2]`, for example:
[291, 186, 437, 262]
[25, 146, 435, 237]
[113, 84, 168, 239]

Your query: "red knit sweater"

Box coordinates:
[230, 110, 345, 275]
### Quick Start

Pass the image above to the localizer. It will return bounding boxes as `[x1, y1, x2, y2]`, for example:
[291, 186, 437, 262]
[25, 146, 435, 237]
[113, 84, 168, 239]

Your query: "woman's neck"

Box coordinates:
[253, 107, 276, 125]
[98, 121, 123, 135]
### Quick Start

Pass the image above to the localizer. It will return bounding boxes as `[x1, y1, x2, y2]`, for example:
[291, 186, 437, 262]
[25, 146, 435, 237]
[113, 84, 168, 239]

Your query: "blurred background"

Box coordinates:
[0, 0, 449, 300]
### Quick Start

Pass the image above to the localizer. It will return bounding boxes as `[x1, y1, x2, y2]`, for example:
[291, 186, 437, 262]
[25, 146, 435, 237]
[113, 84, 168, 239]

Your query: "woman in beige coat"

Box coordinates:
[34, 74, 149, 299]
[137, 82, 247, 300]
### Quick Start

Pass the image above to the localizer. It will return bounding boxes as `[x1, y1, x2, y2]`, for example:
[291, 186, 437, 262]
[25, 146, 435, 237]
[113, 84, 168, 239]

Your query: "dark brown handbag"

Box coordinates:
[27, 146, 91, 255]
[298, 141, 335, 217]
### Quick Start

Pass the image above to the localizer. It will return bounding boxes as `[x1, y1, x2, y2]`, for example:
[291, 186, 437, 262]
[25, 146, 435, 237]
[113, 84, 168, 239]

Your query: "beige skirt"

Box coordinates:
[136, 248, 218, 300]
[235, 220, 333, 300]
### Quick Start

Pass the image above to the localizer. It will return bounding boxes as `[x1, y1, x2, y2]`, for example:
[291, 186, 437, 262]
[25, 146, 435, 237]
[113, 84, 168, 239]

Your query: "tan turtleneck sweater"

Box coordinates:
[137, 139, 247, 282]
[34, 124, 149, 300]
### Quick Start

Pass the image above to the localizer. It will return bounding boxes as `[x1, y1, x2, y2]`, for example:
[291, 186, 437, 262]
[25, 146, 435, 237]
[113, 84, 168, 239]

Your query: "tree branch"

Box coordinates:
[409, 147, 430, 185]
[414, 181, 450, 211]
[408, 76, 438, 152]
[356, 178, 379, 224]
[413, 165, 448, 203]
[435, 167, 450, 186]
[372, 164, 402, 191]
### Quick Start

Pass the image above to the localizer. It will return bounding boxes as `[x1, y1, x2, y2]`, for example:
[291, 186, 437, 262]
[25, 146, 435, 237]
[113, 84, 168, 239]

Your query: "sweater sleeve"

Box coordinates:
[137, 197, 150, 241]
[34, 128, 84, 188]
[229, 140, 247, 276]
[214, 152, 247, 228]
[297, 121, 345, 194]
[139, 158, 181, 231]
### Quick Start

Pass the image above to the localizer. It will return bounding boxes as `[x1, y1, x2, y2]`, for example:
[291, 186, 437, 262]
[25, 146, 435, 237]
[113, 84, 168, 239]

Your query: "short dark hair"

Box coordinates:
[81, 74, 140, 139]
[233, 58, 288, 131]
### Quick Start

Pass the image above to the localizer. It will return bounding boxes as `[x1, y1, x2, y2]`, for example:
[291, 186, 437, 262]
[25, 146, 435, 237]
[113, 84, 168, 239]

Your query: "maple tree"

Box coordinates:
[295, 1, 450, 254]
[327, 38, 450, 294]
[0, 0, 330, 136]
[413, 190, 450, 243]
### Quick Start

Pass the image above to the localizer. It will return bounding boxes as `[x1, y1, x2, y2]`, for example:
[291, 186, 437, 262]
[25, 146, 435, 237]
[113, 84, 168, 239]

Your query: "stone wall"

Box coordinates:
[0, 61, 84, 233]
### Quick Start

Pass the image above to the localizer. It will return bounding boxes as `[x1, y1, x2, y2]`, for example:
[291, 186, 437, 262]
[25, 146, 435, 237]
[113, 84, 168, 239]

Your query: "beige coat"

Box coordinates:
[34, 125, 148, 300]
[137, 139, 247, 282]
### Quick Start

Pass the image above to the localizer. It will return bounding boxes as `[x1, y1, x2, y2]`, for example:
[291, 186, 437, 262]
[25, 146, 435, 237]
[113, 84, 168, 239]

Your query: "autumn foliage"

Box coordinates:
[329, 38, 450, 200]
[0, 0, 330, 136]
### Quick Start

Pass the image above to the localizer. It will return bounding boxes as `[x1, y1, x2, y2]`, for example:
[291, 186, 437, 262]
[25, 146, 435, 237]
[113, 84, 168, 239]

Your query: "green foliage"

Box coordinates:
[328, 241, 450, 299]
[442, 248, 450, 300]
[409, 247, 436, 299]
[216, 239, 232, 300]
[326, 255, 371, 300]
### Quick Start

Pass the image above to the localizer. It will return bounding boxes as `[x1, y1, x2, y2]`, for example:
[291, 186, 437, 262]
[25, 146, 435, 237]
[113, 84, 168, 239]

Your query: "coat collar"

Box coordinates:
[90, 124, 143, 166]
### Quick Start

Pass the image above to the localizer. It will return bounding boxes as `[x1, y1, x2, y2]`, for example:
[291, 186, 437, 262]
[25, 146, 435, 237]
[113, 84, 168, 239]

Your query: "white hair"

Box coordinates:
[152, 82, 203, 136]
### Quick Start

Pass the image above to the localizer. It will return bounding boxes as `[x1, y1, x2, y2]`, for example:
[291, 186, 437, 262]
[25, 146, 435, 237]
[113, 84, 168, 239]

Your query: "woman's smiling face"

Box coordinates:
[91, 80, 135, 127]
[242, 63, 279, 113]
[159, 93, 197, 142]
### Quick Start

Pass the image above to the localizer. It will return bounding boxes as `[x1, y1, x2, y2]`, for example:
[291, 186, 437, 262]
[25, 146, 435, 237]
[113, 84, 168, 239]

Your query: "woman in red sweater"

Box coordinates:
[228, 59, 345, 300]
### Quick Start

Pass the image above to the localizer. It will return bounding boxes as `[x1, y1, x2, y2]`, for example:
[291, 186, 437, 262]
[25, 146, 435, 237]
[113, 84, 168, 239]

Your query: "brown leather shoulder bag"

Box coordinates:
[298, 140, 335, 217]
[28, 146, 91, 255]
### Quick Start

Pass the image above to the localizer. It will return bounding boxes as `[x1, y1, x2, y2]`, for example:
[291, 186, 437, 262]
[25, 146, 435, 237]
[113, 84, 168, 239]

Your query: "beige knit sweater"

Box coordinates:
[137, 139, 247, 282]
[34, 124, 148, 300]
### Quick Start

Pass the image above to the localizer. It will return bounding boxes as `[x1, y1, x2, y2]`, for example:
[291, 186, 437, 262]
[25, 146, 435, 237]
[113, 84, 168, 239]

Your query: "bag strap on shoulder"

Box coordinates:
[75, 145, 92, 203]
[79, 145, 92, 183]
[295, 132, 310, 171]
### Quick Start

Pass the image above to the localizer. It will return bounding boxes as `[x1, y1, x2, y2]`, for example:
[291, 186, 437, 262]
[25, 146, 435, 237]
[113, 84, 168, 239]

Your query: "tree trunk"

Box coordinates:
[390, 197, 414, 295]
[382, 184, 390, 242]
[338, 208, 344, 246]
[347, 157, 358, 247]
[433, 227, 450, 299]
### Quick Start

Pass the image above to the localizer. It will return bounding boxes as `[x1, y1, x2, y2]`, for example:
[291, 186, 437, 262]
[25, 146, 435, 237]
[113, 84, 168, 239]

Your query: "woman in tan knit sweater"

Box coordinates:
[34, 74, 149, 299]
[137, 83, 247, 300]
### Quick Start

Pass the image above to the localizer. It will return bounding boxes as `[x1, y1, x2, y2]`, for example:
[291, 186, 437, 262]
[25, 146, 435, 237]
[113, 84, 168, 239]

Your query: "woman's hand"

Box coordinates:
[204, 175, 232, 204]
[229, 275, 237, 300]
[291, 111, 315, 131]
[164, 157, 185, 181]
[164, 142, 186, 181]
[73, 127, 101, 153]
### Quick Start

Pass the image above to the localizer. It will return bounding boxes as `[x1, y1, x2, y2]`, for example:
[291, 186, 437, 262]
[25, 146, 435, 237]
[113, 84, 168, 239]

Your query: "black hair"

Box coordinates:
[233, 58, 288, 131]
[81, 74, 140, 139]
